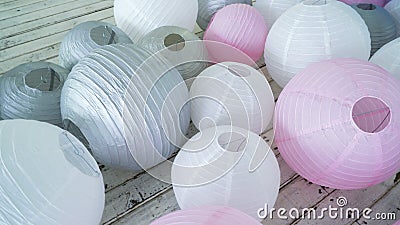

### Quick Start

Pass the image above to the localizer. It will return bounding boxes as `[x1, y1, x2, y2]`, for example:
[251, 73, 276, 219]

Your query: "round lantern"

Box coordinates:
[190, 62, 274, 134]
[340, 0, 386, 6]
[61, 43, 190, 171]
[204, 4, 268, 63]
[385, 0, 400, 36]
[59, 21, 132, 70]
[150, 206, 262, 225]
[197, 0, 252, 30]
[264, 0, 371, 88]
[370, 38, 400, 79]
[253, 0, 303, 31]
[114, 0, 198, 42]
[274, 58, 400, 190]
[351, 3, 397, 55]
[0, 120, 104, 225]
[0, 62, 68, 126]
[172, 125, 280, 219]
[138, 26, 208, 87]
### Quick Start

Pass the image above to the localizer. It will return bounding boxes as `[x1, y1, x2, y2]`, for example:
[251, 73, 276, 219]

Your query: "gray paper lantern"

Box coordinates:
[61, 43, 190, 171]
[0, 62, 68, 126]
[351, 3, 398, 55]
[138, 26, 208, 87]
[197, 0, 253, 30]
[385, 0, 400, 36]
[59, 21, 132, 70]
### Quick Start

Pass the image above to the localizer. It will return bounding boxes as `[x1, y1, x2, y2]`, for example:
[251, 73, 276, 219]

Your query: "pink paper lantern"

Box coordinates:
[274, 58, 400, 190]
[150, 206, 261, 225]
[203, 4, 268, 63]
[339, 0, 386, 6]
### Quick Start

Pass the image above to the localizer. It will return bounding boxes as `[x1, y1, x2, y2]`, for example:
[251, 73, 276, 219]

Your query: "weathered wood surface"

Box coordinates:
[0, 1, 398, 225]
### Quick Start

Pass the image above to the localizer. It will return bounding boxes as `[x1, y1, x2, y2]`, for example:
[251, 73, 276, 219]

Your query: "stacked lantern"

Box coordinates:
[370, 37, 400, 79]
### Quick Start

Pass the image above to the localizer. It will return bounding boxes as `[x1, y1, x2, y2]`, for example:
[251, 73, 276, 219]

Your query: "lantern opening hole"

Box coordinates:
[228, 64, 251, 77]
[25, 68, 61, 91]
[357, 3, 376, 10]
[90, 25, 118, 45]
[352, 97, 391, 133]
[63, 119, 92, 153]
[218, 132, 247, 153]
[164, 33, 186, 51]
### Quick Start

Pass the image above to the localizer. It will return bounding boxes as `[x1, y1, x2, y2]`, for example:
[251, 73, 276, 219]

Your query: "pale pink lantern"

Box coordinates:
[150, 206, 261, 225]
[274, 58, 400, 190]
[203, 4, 268, 64]
[339, 0, 386, 6]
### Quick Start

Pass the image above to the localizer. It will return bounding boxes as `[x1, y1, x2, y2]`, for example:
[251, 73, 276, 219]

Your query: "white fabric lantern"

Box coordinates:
[190, 62, 275, 134]
[0, 120, 104, 225]
[114, 0, 198, 42]
[138, 26, 208, 87]
[61, 44, 190, 171]
[0, 62, 68, 126]
[59, 21, 132, 70]
[264, 0, 371, 87]
[370, 37, 400, 79]
[172, 125, 280, 219]
[253, 0, 303, 31]
[385, 0, 400, 36]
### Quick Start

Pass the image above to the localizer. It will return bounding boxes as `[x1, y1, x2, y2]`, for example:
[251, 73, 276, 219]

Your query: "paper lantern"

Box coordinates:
[253, 0, 303, 30]
[59, 21, 132, 70]
[138, 26, 208, 87]
[0, 120, 104, 225]
[339, 0, 386, 6]
[197, 0, 252, 30]
[204, 4, 268, 62]
[114, 0, 198, 42]
[150, 206, 262, 225]
[172, 125, 280, 219]
[61, 43, 190, 171]
[264, 0, 371, 88]
[370, 38, 400, 79]
[351, 3, 397, 55]
[385, 0, 400, 36]
[0, 62, 68, 126]
[274, 58, 400, 190]
[190, 62, 274, 134]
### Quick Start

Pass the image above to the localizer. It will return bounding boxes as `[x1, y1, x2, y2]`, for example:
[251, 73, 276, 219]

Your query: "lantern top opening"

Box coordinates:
[24, 68, 61, 92]
[356, 3, 377, 10]
[218, 132, 247, 153]
[351, 96, 391, 134]
[227, 64, 251, 77]
[302, 0, 332, 6]
[164, 33, 186, 51]
[90, 25, 118, 46]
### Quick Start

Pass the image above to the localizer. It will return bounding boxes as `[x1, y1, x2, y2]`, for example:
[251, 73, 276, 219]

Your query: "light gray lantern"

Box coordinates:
[59, 21, 132, 70]
[0, 62, 68, 126]
[138, 26, 208, 87]
[197, 0, 252, 30]
[351, 3, 398, 55]
[61, 44, 190, 171]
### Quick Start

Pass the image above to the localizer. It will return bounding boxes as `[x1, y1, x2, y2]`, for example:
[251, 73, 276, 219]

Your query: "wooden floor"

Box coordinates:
[0, 0, 399, 224]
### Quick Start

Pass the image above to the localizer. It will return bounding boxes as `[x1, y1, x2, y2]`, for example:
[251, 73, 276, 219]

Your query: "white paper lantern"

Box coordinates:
[197, 0, 253, 30]
[61, 44, 190, 171]
[114, 0, 198, 42]
[0, 120, 104, 225]
[59, 21, 132, 70]
[370, 37, 400, 79]
[138, 26, 208, 87]
[172, 125, 280, 219]
[253, 0, 303, 31]
[264, 0, 371, 87]
[190, 62, 274, 134]
[0, 62, 68, 126]
[385, 0, 400, 36]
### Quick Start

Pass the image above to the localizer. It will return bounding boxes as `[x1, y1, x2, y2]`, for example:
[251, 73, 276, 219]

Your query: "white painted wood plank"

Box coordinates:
[0, 0, 110, 31]
[0, 0, 47, 13]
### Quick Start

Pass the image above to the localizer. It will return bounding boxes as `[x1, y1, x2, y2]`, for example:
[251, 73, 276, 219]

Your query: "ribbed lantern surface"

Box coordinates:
[370, 37, 400, 80]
